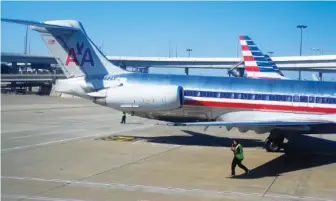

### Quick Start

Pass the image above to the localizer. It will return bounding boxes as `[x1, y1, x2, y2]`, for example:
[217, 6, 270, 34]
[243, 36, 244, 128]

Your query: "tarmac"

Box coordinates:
[1, 94, 336, 201]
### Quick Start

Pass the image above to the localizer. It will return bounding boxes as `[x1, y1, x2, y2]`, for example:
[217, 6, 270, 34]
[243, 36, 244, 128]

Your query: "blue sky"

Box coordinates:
[2, 1, 336, 80]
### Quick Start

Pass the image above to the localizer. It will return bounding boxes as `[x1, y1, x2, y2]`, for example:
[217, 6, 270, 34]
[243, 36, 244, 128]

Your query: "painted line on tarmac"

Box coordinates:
[2, 194, 86, 201]
[1, 124, 155, 153]
[1, 116, 123, 136]
[1, 105, 100, 112]
[2, 176, 335, 201]
[1, 125, 62, 135]
[8, 128, 86, 140]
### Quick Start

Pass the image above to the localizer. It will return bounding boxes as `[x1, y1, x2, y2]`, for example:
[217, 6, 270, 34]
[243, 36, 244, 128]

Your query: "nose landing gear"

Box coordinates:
[264, 130, 285, 152]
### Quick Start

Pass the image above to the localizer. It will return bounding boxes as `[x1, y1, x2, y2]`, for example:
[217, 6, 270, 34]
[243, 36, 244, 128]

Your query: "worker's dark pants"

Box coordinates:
[231, 157, 248, 175]
[121, 116, 126, 124]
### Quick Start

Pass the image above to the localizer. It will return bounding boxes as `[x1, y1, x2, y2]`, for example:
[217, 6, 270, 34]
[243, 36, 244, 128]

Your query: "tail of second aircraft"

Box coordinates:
[239, 35, 288, 79]
[1, 18, 128, 78]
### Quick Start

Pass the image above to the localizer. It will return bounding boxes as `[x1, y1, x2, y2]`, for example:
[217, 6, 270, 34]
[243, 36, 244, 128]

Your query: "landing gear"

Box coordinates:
[264, 130, 285, 152]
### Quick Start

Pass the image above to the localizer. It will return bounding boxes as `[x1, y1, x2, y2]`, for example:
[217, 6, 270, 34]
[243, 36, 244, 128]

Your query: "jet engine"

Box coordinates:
[92, 84, 184, 112]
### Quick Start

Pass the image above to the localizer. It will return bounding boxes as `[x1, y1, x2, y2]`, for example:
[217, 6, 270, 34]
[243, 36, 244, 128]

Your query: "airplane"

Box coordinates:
[239, 36, 323, 82]
[312, 73, 322, 81]
[2, 18, 336, 153]
[239, 35, 289, 80]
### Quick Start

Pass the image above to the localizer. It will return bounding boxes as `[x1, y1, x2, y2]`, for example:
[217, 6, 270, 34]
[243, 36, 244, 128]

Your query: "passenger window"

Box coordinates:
[221, 92, 230, 98]
[316, 97, 322, 103]
[286, 96, 292, 102]
[293, 95, 300, 102]
[327, 98, 334, 104]
[300, 96, 308, 103]
[308, 96, 315, 103]
[322, 98, 328, 104]
[247, 94, 253, 100]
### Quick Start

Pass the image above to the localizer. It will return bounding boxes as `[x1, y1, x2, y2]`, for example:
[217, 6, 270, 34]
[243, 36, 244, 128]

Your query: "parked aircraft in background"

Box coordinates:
[239, 35, 289, 80]
[2, 18, 335, 152]
[239, 36, 323, 82]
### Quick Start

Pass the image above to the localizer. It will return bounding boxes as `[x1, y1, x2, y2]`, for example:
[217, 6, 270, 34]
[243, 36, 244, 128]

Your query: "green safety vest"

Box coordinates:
[235, 144, 244, 160]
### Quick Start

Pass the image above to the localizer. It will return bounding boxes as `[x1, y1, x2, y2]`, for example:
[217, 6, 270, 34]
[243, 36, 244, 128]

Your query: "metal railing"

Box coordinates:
[1, 74, 66, 82]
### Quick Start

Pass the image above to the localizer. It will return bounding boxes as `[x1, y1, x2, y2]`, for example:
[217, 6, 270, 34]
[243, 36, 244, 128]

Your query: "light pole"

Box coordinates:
[24, 25, 29, 54]
[186, 48, 192, 57]
[297, 25, 307, 80]
[297, 25, 307, 56]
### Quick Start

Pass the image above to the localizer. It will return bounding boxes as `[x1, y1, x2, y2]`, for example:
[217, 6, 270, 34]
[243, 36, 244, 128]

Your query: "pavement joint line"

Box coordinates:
[76, 144, 182, 182]
[2, 176, 334, 201]
[1, 124, 156, 153]
[262, 174, 279, 198]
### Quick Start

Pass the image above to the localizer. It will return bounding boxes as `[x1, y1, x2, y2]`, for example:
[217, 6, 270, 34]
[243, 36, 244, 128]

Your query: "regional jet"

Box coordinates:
[2, 18, 335, 152]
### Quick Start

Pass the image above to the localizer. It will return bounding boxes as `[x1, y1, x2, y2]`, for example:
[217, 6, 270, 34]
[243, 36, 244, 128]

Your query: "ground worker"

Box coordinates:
[120, 112, 126, 124]
[230, 139, 250, 176]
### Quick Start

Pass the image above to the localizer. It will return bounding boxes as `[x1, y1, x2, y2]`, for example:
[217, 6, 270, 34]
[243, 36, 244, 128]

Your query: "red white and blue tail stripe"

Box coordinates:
[239, 35, 288, 79]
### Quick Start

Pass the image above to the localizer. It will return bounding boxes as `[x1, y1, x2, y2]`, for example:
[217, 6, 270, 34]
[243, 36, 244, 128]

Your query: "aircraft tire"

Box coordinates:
[264, 130, 285, 152]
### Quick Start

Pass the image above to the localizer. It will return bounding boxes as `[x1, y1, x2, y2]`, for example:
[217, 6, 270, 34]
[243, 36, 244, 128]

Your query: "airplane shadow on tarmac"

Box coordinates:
[134, 129, 264, 148]
[231, 134, 336, 179]
[132, 130, 336, 179]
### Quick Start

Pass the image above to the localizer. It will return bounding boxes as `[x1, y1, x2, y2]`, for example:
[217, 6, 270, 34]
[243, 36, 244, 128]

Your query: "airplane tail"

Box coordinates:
[312, 73, 321, 81]
[239, 35, 288, 79]
[1, 18, 128, 78]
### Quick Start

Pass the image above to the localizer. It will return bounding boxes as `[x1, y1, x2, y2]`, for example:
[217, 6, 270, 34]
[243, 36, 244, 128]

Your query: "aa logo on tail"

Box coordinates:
[65, 41, 94, 67]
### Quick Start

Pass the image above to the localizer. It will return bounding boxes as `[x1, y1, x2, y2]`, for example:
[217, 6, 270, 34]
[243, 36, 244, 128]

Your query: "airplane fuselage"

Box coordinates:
[69, 73, 336, 126]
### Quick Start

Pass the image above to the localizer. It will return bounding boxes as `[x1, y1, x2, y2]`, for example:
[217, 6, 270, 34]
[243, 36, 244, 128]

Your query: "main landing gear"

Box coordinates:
[264, 130, 285, 152]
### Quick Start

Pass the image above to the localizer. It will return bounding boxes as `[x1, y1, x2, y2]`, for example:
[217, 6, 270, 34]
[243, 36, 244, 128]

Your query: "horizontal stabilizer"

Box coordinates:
[1, 18, 79, 31]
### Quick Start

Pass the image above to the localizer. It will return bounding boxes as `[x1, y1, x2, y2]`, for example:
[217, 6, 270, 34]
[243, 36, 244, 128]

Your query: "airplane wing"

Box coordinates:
[164, 119, 333, 127]
[161, 111, 336, 128]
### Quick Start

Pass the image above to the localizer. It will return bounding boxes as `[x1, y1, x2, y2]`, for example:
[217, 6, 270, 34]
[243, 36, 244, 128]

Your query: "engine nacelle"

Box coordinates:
[93, 84, 184, 112]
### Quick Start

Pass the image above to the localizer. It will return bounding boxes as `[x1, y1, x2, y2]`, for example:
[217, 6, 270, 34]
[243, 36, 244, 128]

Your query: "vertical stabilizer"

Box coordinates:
[1, 18, 129, 78]
[239, 35, 288, 79]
